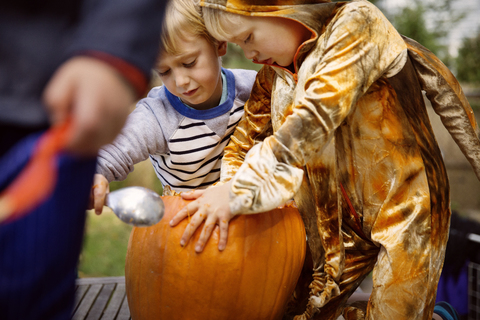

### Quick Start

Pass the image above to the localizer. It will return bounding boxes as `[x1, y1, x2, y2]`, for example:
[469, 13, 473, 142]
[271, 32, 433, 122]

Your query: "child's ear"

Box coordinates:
[217, 41, 228, 57]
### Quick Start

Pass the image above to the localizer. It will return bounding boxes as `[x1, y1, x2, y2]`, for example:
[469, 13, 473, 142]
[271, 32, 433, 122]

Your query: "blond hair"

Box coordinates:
[161, 0, 219, 55]
[201, 6, 244, 42]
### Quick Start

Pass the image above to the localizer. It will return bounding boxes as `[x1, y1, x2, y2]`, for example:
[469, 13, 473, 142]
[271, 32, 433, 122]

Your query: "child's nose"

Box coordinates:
[244, 49, 258, 60]
[175, 72, 189, 87]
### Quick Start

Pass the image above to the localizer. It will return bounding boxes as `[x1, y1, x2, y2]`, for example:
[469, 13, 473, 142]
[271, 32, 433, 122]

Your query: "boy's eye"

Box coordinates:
[183, 59, 196, 68]
[244, 34, 252, 44]
[158, 69, 170, 77]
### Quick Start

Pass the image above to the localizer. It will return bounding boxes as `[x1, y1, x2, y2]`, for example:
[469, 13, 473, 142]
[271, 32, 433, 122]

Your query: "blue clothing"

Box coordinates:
[0, 1, 167, 319]
[436, 264, 469, 317]
[437, 212, 480, 317]
[434, 301, 460, 320]
[0, 133, 97, 320]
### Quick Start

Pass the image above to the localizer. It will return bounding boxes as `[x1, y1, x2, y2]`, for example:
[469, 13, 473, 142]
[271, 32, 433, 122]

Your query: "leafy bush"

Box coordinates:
[456, 30, 480, 85]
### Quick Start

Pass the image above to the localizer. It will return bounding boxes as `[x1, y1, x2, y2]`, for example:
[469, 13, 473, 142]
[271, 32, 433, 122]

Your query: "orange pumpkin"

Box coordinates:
[125, 195, 306, 320]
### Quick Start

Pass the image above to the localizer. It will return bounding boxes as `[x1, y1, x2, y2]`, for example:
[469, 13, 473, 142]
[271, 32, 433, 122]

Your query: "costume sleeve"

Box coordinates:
[405, 36, 480, 180]
[96, 98, 168, 182]
[66, 0, 166, 96]
[220, 66, 276, 182]
[228, 1, 408, 214]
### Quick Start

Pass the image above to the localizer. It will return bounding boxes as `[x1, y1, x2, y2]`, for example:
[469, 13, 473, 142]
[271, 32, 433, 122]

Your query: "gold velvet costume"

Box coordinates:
[200, 0, 480, 319]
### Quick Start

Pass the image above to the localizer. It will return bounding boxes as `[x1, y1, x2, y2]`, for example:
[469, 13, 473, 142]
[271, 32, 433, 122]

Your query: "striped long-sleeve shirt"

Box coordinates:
[96, 68, 257, 192]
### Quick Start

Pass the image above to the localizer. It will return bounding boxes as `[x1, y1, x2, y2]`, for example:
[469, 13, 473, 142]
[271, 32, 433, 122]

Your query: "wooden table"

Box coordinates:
[73, 277, 130, 320]
[72, 277, 366, 320]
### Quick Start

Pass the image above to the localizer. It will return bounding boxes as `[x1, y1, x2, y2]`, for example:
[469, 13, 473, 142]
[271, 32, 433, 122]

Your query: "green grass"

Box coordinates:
[78, 209, 133, 277]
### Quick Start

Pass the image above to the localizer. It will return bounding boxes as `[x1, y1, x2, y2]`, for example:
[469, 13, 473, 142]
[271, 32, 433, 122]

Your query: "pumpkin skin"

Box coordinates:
[125, 195, 306, 320]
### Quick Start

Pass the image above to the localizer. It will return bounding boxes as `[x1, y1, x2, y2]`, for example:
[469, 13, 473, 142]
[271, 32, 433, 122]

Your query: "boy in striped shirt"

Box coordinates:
[90, 0, 256, 214]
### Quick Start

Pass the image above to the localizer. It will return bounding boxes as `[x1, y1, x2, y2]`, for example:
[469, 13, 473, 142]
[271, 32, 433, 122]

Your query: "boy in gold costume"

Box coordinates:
[170, 0, 480, 319]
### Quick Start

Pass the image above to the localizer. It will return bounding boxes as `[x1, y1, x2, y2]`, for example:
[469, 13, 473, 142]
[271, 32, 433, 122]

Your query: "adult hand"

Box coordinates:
[170, 181, 235, 253]
[42, 56, 136, 156]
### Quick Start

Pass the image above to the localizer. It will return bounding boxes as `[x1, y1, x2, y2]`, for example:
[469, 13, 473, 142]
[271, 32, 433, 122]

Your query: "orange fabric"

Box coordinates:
[0, 120, 72, 223]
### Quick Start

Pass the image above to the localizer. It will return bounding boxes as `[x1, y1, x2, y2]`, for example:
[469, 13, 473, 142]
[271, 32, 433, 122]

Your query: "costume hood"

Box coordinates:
[200, 0, 342, 45]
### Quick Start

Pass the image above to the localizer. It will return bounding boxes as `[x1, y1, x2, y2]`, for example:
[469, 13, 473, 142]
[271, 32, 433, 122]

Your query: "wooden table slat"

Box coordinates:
[116, 294, 131, 320]
[73, 285, 90, 314]
[85, 283, 116, 320]
[72, 284, 103, 320]
[76, 277, 125, 285]
[101, 284, 126, 320]
[74, 278, 131, 320]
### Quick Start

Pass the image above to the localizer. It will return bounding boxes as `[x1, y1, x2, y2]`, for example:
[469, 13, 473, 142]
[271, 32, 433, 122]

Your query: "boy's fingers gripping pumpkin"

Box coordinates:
[218, 219, 229, 251]
[181, 189, 205, 200]
[195, 218, 217, 253]
[179, 206, 207, 247]
[169, 201, 198, 227]
[196, 206, 234, 252]
[171, 182, 235, 251]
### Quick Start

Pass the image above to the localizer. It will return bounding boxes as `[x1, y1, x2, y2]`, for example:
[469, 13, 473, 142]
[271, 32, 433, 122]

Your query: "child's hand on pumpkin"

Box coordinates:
[170, 181, 235, 253]
[88, 174, 110, 215]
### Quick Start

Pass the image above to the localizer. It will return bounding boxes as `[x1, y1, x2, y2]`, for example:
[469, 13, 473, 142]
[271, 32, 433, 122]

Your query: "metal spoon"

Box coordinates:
[106, 186, 164, 227]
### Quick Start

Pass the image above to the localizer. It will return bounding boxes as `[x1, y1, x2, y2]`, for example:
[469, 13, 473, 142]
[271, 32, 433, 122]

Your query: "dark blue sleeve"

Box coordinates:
[67, 0, 167, 77]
